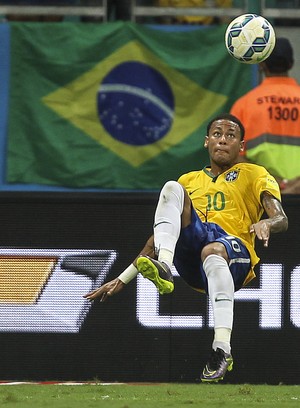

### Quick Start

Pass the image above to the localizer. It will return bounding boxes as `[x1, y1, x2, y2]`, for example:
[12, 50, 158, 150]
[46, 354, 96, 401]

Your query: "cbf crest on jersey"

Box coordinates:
[225, 170, 240, 182]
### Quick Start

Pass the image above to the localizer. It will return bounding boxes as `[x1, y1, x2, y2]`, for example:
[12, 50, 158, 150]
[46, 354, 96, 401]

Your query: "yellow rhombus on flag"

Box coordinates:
[42, 40, 227, 167]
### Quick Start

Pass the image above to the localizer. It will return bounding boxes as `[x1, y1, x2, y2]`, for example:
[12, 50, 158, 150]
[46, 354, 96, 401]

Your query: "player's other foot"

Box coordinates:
[137, 255, 174, 295]
[201, 348, 233, 383]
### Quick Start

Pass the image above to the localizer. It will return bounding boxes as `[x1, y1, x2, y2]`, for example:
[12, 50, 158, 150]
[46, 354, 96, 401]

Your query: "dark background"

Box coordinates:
[0, 192, 298, 384]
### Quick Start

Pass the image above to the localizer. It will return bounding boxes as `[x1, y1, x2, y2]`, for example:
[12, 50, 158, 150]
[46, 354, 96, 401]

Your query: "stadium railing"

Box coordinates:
[0, 1, 107, 21]
[130, 0, 300, 22]
[0, 0, 299, 22]
[261, 0, 300, 19]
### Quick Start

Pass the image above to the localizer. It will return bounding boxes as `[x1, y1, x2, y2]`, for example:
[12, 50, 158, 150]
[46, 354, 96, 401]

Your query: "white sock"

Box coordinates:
[213, 328, 232, 355]
[158, 248, 173, 268]
[203, 254, 234, 354]
[154, 181, 184, 268]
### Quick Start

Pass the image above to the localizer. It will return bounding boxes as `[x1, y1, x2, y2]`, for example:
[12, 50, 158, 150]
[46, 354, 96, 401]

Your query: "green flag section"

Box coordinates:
[7, 22, 253, 189]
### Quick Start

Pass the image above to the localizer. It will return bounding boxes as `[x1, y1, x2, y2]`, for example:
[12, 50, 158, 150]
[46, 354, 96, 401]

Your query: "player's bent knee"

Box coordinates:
[201, 243, 228, 262]
[161, 180, 182, 196]
[160, 181, 184, 209]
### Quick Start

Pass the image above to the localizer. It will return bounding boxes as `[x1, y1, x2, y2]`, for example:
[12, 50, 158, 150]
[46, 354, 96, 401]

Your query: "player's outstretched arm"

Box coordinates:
[250, 191, 288, 247]
[84, 236, 156, 302]
[84, 278, 125, 302]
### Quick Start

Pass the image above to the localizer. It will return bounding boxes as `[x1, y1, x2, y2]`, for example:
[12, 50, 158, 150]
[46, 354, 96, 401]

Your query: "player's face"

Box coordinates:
[204, 119, 244, 167]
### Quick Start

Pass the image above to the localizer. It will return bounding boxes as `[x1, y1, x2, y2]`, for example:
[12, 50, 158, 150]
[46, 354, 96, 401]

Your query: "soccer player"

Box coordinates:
[84, 113, 288, 382]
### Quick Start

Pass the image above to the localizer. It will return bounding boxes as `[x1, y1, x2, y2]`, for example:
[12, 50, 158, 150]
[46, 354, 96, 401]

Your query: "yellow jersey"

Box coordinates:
[178, 162, 281, 273]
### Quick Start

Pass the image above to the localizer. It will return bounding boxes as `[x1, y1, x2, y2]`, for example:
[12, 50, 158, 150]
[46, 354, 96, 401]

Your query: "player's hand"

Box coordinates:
[83, 278, 125, 302]
[250, 220, 271, 247]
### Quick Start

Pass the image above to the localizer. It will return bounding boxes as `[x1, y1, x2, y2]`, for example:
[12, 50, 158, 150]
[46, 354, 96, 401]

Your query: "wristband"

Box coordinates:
[118, 264, 138, 284]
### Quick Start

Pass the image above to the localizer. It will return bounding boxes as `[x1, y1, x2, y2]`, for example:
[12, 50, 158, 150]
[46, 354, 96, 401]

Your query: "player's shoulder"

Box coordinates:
[238, 162, 276, 183]
[238, 161, 269, 173]
[237, 163, 279, 194]
[178, 169, 204, 183]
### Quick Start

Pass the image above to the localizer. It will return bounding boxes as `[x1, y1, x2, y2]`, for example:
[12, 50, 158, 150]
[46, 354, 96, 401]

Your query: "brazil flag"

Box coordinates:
[7, 22, 253, 189]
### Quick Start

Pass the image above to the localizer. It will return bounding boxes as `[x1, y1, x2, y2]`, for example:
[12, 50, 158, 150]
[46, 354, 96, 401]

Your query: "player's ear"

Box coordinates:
[204, 136, 209, 148]
[239, 140, 244, 151]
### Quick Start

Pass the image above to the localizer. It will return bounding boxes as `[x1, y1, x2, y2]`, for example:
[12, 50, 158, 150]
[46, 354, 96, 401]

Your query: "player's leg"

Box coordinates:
[200, 237, 250, 382]
[200, 244, 234, 382]
[137, 180, 191, 294]
[202, 243, 233, 355]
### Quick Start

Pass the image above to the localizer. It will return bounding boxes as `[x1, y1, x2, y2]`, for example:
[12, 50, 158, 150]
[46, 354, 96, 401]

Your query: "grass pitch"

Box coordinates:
[0, 383, 299, 407]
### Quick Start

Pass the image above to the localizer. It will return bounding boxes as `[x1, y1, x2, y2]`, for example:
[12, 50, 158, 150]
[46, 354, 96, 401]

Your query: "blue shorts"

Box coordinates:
[173, 207, 251, 293]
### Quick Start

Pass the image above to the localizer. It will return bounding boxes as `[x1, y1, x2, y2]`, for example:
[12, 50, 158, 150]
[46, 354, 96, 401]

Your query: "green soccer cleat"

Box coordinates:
[201, 348, 233, 383]
[137, 255, 174, 295]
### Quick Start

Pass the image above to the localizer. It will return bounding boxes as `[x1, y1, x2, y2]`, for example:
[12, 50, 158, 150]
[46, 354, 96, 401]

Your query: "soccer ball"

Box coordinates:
[225, 14, 276, 64]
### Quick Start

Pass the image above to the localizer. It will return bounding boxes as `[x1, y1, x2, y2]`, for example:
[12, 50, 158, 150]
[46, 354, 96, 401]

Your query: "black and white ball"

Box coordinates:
[225, 14, 276, 64]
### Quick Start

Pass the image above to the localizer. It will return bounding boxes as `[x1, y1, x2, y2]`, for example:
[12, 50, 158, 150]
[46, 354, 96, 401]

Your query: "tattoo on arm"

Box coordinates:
[261, 192, 288, 233]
